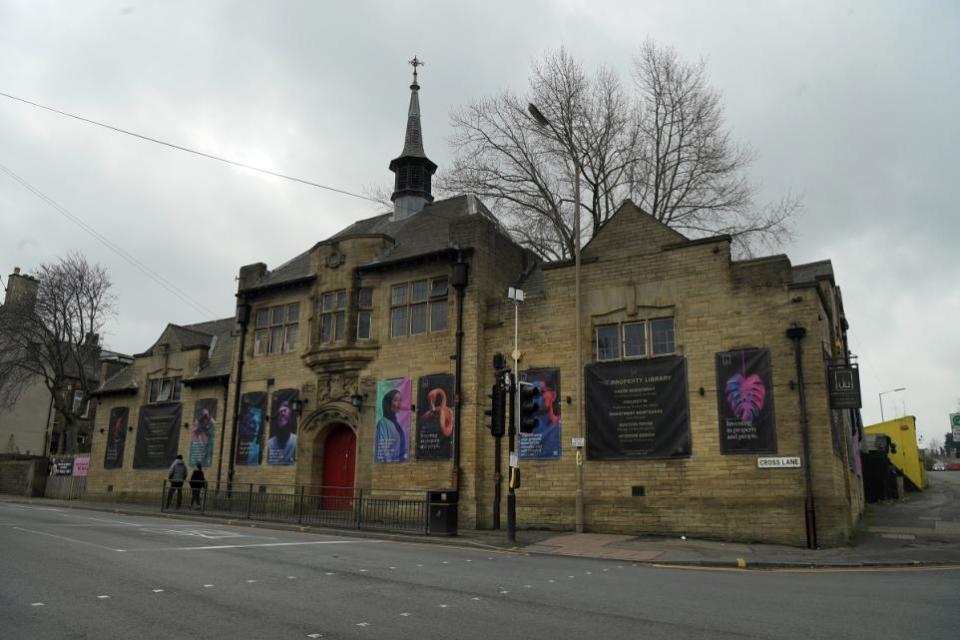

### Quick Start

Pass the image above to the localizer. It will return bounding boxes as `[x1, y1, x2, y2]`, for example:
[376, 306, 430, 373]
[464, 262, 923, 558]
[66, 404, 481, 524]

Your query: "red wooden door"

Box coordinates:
[321, 425, 356, 510]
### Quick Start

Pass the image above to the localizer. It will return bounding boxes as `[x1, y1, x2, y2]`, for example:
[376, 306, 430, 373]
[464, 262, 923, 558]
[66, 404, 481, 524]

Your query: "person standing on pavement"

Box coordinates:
[189, 464, 206, 509]
[166, 454, 187, 509]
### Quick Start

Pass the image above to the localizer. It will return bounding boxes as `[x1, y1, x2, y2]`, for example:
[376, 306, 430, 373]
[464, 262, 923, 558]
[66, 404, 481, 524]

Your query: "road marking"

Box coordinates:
[585, 571, 592, 575]
[97, 595, 110, 599]
[325, 572, 334, 576]
[12, 526, 123, 552]
[400, 612, 411, 616]
[524, 585, 532, 588]
[359, 569, 367, 572]
[288, 576, 297, 579]
[307, 634, 323, 638]
[126, 540, 372, 552]
[441, 561, 449, 564]
[356, 622, 369, 627]
[466, 559, 472, 562]
[246, 579, 257, 583]
[499, 590, 509, 594]
[30, 602, 44, 606]
[439, 604, 449, 608]
[153, 589, 164, 593]
[416, 563, 423, 567]
[389, 566, 397, 570]
[203, 584, 214, 588]
[472, 597, 481, 601]
[84, 516, 142, 526]
[548, 579, 555, 583]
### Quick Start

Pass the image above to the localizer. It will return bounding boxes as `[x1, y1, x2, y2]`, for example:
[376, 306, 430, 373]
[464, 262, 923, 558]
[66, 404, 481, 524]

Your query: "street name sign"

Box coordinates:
[757, 456, 802, 469]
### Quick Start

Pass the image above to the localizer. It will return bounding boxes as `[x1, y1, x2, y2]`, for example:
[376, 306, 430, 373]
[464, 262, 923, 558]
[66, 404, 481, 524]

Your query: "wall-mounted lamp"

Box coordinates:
[99, 428, 105, 434]
[350, 394, 364, 411]
[292, 397, 308, 417]
[128, 426, 134, 432]
[183, 422, 190, 430]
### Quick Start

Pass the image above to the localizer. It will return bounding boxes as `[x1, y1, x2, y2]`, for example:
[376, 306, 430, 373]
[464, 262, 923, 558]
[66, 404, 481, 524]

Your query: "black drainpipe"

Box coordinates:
[215, 377, 229, 493]
[787, 322, 817, 549]
[451, 254, 469, 491]
[227, 297, 251, 492]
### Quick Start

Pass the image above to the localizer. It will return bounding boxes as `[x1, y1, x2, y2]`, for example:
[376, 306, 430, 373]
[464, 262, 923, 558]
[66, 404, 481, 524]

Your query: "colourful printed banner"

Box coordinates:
[375, 378, 411, 463]
[236, 392, 266, 465]
[189, 399, 217, 468]
[416, 374, 455, 461]
[715, 348, 777, 454]
[519, 368, 562, 460]
[268, 389, 299, 465]
[104, 406, 128, 469]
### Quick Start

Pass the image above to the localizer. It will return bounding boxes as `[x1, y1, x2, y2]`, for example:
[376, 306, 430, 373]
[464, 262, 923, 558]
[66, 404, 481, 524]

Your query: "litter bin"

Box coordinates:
[427, 490, 458, 536]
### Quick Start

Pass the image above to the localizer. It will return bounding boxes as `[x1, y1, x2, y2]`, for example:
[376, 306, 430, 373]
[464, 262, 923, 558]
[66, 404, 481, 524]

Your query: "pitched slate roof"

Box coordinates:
[243, 195, 501, 292]
[96, 361, 138, 394]
[183, 317, 236, 383]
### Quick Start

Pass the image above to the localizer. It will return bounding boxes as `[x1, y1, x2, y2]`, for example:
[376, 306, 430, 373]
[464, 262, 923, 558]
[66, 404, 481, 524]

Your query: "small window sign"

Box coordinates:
[571, 437, 585, 448]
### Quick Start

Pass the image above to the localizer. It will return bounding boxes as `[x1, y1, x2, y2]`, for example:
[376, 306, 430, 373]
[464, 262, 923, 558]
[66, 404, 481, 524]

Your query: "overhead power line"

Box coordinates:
[0, 161, 218, 319]
[0, 90, 386, 205]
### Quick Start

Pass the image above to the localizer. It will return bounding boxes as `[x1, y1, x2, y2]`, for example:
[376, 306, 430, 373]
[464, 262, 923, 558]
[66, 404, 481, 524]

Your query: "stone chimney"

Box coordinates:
[2, 267, 40, 310]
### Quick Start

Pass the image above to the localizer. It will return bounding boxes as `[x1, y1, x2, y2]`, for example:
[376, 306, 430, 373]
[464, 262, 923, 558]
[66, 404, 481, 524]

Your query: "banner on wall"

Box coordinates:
[519, 368, 562, 460]
[236, 392, 266, 465]
[133, 403, 182, 469]
[715, 348, 777, 455]
[416, 374, 454, 461]
[268, 389, 299, 465]
[188, 399, 217, 468]
[375, 378, 411, 463]
[585, 357, 691, 460]
[104, 406, 129, 469]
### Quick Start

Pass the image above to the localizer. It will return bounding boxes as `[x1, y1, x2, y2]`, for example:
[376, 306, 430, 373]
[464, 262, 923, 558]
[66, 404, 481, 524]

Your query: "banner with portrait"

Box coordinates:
[268, 389, 299, 465]
[375, 378, 411, 463]
[715, 348, 777, 454]
[519, 368, 562, 460]
[133, 403, 182, 469]
[585, 357, 691, 460]
[416, 374, 454, 461]
[236, 391, 266, 465]
[104, 406, 129, 469]
[188, 399, 217, 468]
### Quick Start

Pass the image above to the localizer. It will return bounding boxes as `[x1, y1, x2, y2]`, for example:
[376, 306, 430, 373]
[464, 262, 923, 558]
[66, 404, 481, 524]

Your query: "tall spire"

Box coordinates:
[389, 56, 437, 220]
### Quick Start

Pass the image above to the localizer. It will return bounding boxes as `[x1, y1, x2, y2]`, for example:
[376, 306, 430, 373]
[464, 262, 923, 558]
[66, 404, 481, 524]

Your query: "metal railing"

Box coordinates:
[161, 482, 428, 535]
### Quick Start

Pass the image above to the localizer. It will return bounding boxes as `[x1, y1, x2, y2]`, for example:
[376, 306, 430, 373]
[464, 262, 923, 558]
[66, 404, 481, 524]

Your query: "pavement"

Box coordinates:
[5, 471, 960, 570]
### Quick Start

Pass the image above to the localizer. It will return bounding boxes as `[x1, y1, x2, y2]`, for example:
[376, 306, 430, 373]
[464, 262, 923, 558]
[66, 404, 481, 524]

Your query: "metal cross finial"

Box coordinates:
[409, 56, 424, 84]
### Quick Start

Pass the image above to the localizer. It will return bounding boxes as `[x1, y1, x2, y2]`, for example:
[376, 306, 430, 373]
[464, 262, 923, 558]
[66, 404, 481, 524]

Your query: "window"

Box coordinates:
[357, 287, 373, 340]
[254, 303, 300, 355]
[623, 322, 646, 358]
[651, 318, 675, 355]
[391, 277, 448, 338]
[596, 325, 620, 361]
[71, 390, 90, 418]
[595, 318, 675, 361]
[319, 290, 346, 344]
[148, 376, 182, 403]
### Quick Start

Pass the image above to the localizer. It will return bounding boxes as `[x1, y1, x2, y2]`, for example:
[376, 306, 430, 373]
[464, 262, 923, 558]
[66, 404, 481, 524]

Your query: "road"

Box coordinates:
[0, 501, 956, 639]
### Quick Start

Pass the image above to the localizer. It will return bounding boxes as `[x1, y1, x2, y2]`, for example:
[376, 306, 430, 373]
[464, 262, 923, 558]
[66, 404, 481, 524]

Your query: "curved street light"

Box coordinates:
[878, 387, 906, 422]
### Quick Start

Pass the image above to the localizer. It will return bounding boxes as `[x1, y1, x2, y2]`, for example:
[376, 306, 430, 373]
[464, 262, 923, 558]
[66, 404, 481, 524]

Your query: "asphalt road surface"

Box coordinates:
[1, 501, 956, 639]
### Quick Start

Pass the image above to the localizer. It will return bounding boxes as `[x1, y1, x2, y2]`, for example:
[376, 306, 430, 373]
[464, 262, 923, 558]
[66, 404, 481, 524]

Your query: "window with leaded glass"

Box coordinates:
[390, 277, 449, 338]
[253, 302, 301, 355]
[357, 287, 373, 340]
[319, 290, 346, 344]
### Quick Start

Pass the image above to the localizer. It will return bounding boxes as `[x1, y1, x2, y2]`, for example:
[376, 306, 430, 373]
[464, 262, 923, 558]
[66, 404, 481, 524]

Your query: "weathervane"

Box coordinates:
[409, 56, 424, 85]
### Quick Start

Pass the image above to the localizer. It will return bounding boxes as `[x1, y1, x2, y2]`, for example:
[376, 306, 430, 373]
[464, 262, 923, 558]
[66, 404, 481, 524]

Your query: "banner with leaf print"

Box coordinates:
[716, 348, 777, 454]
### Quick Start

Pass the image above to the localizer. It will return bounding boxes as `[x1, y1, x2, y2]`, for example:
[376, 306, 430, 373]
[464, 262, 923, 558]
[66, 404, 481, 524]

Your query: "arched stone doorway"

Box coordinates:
[316, 423, 356, 510]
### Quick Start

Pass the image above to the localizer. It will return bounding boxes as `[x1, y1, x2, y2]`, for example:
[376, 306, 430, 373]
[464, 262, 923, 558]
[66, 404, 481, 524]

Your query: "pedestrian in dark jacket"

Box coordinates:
[166, 455, 187, 509]
[189, 464, 206, 509]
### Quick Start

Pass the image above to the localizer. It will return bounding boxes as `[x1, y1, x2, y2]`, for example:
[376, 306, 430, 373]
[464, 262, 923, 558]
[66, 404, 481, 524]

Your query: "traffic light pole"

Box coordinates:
[493, 429, 502, 530]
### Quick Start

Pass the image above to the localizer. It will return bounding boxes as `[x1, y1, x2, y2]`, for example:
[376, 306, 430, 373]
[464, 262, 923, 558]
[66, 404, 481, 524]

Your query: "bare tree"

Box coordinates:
[0, 253, 114, 452]
[441, 41, 801, 259]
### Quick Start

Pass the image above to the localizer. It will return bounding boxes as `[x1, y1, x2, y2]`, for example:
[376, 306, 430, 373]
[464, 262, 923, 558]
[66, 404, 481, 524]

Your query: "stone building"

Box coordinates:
[86, 70, 863, 546]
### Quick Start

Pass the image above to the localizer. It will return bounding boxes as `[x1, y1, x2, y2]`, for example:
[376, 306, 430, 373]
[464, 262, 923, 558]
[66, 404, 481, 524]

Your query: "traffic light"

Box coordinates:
[518, 381, 541, 433]
[485, 381, 506, 437]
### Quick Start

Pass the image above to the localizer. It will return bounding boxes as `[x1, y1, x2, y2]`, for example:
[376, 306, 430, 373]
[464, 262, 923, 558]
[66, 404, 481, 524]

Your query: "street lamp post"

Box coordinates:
[527, 103, 585, 533]
[878, 387, 906, 422]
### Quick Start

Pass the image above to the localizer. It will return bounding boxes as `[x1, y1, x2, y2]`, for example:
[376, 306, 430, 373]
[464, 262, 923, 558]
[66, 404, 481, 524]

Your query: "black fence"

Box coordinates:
[161, 482, 431, 535]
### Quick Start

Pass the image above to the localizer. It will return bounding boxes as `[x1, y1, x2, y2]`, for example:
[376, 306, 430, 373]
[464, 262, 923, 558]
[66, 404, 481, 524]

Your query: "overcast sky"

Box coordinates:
[1, 1, 957, 445]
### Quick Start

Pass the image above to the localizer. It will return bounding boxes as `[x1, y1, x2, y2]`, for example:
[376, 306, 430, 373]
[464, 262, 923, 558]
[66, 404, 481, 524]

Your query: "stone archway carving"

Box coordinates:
[297, 400, 360, 488]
